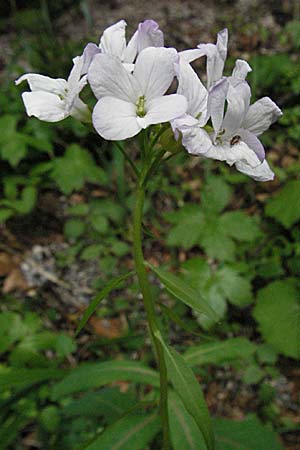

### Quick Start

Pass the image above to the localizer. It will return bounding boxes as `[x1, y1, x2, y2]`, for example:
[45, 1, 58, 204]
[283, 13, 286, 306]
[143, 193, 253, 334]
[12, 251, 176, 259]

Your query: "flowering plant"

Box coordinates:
[17, 19, 281, 450]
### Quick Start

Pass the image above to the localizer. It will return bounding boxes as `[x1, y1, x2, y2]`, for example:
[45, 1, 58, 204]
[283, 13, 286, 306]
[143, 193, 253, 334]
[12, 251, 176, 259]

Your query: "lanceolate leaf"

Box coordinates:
[169, 390, 207, 450]
[0, 368, 66, 390]
[76, 271, 134, 335]
[184, 338, 256, 367]
[83, 411, 160, 450]
[146, 263, 218, 322]
[51, 361, 159, 400]
[155, 332, 214, 450]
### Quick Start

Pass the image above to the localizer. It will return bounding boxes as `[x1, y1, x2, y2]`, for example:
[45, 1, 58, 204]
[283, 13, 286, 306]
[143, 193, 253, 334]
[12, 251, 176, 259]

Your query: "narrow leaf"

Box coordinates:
[184, 338, 257, 367]
[169, 391, 207, 450]
[0, 368, 66, 390]
[146, 263, 218, 322]
[76, 271, 134, 334]
[51, 360, 159, 400]
[83, 411, 160, 450]
[155, 331, 214, 450]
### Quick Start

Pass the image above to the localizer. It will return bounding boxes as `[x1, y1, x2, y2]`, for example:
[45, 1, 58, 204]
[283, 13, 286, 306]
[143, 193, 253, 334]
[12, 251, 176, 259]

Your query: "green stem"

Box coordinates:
[133, 183, 170, 450]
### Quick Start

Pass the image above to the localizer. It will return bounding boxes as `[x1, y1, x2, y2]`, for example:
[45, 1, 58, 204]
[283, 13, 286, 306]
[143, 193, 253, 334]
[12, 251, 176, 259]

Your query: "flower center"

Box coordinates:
[136, 96, 146, 117]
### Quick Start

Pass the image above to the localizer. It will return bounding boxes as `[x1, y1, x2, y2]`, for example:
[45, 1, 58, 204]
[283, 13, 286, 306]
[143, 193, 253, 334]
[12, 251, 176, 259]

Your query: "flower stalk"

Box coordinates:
[133, 174, 170, 450]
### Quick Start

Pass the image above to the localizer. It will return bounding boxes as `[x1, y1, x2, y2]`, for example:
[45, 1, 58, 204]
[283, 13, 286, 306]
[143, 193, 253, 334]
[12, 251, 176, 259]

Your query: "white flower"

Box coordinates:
[15, 56, 90, 123]
[82, 19, 164, 74]
[180, 28, 228, 88]
[173, 56, 282, 181]
[88, 47, 187, 140]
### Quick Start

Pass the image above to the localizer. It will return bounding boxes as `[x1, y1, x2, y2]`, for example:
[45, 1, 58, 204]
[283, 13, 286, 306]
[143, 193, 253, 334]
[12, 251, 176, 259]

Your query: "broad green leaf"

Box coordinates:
[51, 144, 107, 194]
[184, 338, 256, 367]
[76, 271, 134, 334]
[201, 176, 232, 214]
[63, 387, 135, 423]
[51, 361, 159, 400]
[146, 263, 218, 322]
[83, 411, 160, 450]
[253, 280, 300, 358]
[216, 267, 252, 307]
[220, 211, 260, 242]
[265, 179, 300, 228]
[64, 218, 86, 240]
[165, 206, 204, 250]
[155, 332, 214, 450]
[200, 218, 236, 261]
[12, 185, 37, 213]
[214, 415, 284, 450]
[169, 391, 206, 450]
[0, 368, 65, 390]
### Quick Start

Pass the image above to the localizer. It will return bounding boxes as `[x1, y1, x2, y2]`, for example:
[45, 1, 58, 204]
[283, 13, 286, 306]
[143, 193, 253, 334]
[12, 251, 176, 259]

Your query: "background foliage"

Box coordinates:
[0, 1, 299, 449]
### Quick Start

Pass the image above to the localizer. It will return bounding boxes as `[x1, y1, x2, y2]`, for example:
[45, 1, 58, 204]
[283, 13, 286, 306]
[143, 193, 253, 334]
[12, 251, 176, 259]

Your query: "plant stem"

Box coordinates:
[133, 183, 170, 450]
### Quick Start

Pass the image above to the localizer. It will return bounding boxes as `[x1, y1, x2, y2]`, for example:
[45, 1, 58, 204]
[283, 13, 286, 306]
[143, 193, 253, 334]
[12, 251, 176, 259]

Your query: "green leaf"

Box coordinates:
[200, 219, 236, 261]
[51, 144, 107, 194]
[90, 215, 109, 233]
[155, 331, 214, 450]
[146, 263, 218, 322]
[220, 211, 261, 242]
[13, 185, 37, 214]
[242, 365, 264, 385]
[64, 218, 86, 240]
[214, 415, 284, 450]
[0, 368, 65, 390]
[51, 361, 159, 400]
[169, 391, 206, 450]
[0, 415, 30, 450]
[201, 176, 232, 214]
[265, 179, 300, 228]
[83, 411, 160, 450]
[76, 271, 134, 334]
[165, 205, 204, 249]
[253, 280, 300, 358]
[184, 338, 256, 367]
[63, 387, 135, 422]
[216, 267, 252, 307]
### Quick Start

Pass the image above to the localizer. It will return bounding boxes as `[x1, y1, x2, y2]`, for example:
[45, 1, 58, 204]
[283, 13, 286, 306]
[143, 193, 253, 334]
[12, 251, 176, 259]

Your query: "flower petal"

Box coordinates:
[82, 43, 101, 74]
[197, 28, 228, 87]
[137, 20, 164, 51]
[88, 53, 138, 102]
[207, 78, 229, 134]
[15, 74, 67, 95]
[204, 140, 261, 168]
[134, 47, 178, 101]
[179, 48, 205, 64]
[21, 91, 67, 122]
[137, 94, 187, 128]
[70, 97, 91, 122]
[68, 56, 84, 86]
[222, 79, 251, 134]
[178, 123, 213, 155]
[100, 19, 127, 59]
[235, 159, 274, 181]
[92, 97, 141, 140]
[238, 129, 265, 162]
[242, 97, 282, 135]
[232, 59, 252, 80]
[171, 114, 199, 140]
[177, 61, 208, 122]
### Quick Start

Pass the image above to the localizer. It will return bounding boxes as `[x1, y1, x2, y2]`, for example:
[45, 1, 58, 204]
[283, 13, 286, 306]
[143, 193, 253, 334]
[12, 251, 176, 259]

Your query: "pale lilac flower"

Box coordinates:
[88, 47, 187, 140]
[176, 61, 282, 181]
[15, 56, 90, 122]
[180, 28, 228, 88]
[82, 19, 164, 73]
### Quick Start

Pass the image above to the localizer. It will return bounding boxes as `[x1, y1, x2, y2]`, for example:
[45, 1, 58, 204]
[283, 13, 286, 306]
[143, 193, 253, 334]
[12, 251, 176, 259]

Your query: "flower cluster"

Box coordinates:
[16, 20, 282, 181]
